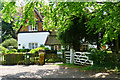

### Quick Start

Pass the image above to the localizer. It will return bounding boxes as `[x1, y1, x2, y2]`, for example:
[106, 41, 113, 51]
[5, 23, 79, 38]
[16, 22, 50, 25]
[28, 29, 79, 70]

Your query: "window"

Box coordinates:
[28, 24, 38, 31]
[29, 43, 38, 49]
[51, 45, 60, 51]
[51, 45, 54, 50]
[83, 45, 88, 51]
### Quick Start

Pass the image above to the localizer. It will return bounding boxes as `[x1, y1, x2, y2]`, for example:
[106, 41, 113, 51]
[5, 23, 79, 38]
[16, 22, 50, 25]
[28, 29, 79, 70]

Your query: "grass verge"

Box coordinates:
[56, 63, 83, 68]
[56, 63, 105, 72]
[81, 65, 105, 72]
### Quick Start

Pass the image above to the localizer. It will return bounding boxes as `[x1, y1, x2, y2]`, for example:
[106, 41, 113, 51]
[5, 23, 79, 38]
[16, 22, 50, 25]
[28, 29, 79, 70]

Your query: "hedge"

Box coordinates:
[4, 54, 25, 65]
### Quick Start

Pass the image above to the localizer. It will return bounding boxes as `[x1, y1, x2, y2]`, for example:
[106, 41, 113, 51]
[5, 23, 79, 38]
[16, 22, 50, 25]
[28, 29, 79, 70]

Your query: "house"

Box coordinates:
[45, 30, 62, 51]
[17, 8, 61, 50]
[17, 8, 49, 49]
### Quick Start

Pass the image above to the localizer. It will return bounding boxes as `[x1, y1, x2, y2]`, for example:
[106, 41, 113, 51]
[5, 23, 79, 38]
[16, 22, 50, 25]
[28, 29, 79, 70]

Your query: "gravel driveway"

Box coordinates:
[0, 63, 120, 79]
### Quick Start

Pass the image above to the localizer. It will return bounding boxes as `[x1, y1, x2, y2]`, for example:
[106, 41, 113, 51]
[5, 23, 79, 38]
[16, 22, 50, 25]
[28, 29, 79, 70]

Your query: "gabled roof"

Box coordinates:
[17, 8, 43, 33]
[34, 8, 43, 22]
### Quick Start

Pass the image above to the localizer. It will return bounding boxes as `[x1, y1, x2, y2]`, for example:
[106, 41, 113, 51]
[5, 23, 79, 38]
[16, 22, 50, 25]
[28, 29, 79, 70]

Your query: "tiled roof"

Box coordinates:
[45, 31, 61, 45]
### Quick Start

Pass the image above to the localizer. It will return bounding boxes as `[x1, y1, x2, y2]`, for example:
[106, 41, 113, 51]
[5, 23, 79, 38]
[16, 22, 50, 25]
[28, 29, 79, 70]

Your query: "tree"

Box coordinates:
[1, 1, 120, 52]
[86, 2, 120, 53]
[1, 21, 16, 42]
[1, 2, 42, 29]
[58, 15, 99, 51]
[0, 3, 16, 42]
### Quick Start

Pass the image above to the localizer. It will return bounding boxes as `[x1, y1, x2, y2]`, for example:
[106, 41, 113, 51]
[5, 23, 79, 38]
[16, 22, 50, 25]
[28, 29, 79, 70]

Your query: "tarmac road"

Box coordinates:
[0, 63, 120, 80]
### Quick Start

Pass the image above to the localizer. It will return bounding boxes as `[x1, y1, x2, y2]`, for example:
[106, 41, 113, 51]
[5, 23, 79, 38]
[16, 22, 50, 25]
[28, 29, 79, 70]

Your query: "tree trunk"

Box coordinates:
[97, 41, 101, 50]
[111, 39, 119, 54]
[115, 39, 119, 54]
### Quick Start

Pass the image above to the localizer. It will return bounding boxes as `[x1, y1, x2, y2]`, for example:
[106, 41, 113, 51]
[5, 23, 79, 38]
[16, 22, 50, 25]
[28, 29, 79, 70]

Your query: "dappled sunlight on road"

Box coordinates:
[90, 73, 109, 78]
[0, 63, 120, 79]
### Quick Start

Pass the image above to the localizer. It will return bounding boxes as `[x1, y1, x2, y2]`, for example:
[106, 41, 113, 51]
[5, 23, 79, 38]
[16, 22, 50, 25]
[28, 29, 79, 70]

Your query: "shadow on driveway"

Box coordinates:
[0, 64, 120, 80]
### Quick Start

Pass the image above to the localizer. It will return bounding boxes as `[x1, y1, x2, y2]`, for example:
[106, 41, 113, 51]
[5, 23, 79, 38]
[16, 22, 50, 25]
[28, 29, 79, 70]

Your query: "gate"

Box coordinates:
[74, 52, 93, 65]
[65, 50, 93, 65]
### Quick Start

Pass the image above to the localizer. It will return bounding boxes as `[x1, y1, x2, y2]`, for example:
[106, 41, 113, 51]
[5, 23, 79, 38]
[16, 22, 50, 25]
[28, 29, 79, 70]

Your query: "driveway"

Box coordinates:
[0, 63, 120, 79]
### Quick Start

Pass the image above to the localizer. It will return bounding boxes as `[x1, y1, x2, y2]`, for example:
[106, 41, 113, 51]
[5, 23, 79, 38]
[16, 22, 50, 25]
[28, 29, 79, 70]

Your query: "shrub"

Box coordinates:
[1, 61, 6, 65]
[45, 50, 57, 54]
[29, 47, 50, 54]
[40, 45, 45, 47]
[4, 49, 18, 54]
[45, 47, 50, 50]
[35, 47, 45, 51]
[0, 46, 9, 54]
[88, 48, 106, 65]
[4, 54, 25, 65]
[29, 49, 38, 54]
[1, 38, 17, 49]
[45, 54, 62, 63]
[17, 49, 31, 52]
[88, 48, 120, 68]
[17, 60, 25, 65]
[11, 49, 17, 52]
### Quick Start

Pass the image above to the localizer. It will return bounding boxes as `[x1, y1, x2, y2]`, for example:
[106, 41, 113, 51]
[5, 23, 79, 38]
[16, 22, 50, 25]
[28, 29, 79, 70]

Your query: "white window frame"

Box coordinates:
[28, 24, 38, 31]
[29, 43, 38, 49]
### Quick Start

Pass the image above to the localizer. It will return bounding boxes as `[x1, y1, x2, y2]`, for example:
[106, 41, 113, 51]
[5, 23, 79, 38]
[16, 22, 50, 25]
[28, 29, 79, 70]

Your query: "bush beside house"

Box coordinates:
[1, 38, 17, 49]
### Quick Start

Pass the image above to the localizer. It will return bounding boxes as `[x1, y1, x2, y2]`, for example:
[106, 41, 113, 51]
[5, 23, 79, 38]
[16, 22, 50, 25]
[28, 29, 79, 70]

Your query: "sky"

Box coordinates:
[16, 0, 49, 7]
[15, 0, 120, 6]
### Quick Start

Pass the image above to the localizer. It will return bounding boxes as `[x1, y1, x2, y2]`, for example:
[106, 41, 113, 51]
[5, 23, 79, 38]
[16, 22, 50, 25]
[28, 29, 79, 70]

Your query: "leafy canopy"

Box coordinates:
[1, 1, 120, 45]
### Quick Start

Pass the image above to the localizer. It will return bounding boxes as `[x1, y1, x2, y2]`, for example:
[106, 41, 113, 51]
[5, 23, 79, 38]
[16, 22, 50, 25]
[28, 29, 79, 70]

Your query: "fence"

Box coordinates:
[65, 50, 93, 65]
[4, 54, 25, 65]
[65, 51, 70, 63]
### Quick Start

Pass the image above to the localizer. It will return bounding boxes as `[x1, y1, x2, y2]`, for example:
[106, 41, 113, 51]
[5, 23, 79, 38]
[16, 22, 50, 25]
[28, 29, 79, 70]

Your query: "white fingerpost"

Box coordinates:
[70, 48, 74, 64]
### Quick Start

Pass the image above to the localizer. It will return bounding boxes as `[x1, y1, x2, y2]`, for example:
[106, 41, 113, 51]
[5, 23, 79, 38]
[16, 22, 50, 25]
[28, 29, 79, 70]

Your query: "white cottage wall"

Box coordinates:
[18, 32, 49, 49]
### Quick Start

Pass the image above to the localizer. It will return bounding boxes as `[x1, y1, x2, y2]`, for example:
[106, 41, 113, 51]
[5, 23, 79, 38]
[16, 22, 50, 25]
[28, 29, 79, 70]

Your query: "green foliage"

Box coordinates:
[17, 60, 25, 65]
[4, 49, 17, 54]
[57, 63, 82, 68]
[88, 48, 120, 68]
[0, 46, 9, 54]
[1, 38, 17, 48]
[87, 2, 120, 45]
[29, 49, 38, 54]
[11, 49, 17, 52]
[44, 47, 50, 50]
[1, 60, 6, 65]
[17, 49, 31, 52]
[1, 2, 120, 45]
[1, 2, 42, 30]
[5, 50, 17, 54]
[58, 15, 98, 50]
[4, 54, 25, 65]
[29, 47, 49, 54]
[40, 45, 45, 47]
[81, 65, 105, 72]
[45, 54, 62, 63]
[1, 21, 16, 42]
[45, 50, 57, 54]
[41, 2, 87, 30]
[30, 60, 40, 65]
